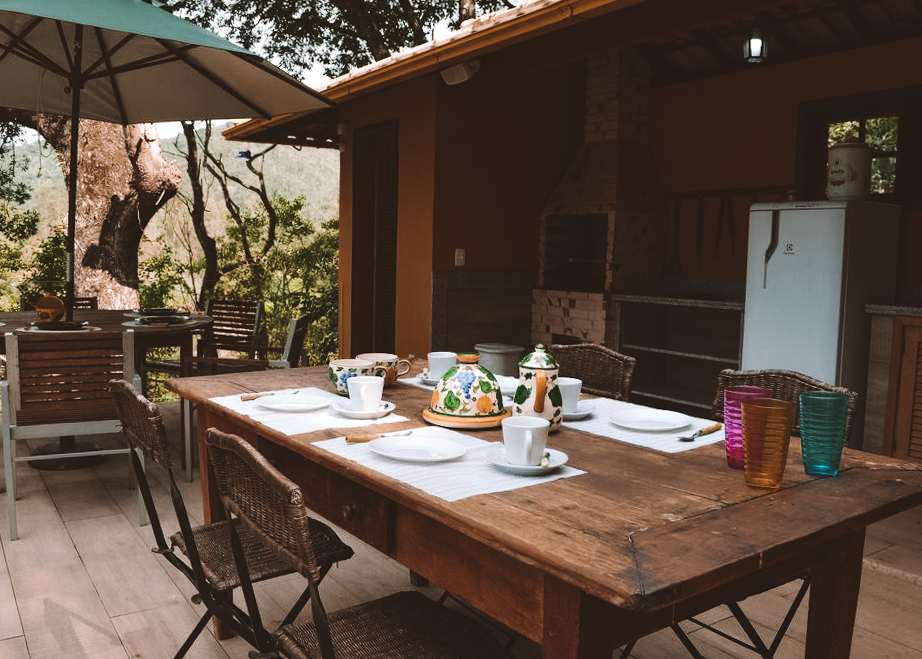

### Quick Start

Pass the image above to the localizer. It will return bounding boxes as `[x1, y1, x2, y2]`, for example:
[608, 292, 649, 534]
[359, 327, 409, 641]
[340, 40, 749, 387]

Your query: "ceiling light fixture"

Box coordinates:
[744, 26, 768, 63]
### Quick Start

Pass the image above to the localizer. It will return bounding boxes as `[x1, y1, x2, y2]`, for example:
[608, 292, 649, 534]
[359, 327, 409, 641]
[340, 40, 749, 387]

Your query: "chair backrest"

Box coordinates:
[206, 299, 263, 343]
[73, 296, 98, 310]
[711, 368, 859, 438]
[5, 330, 134, 427]
[108, 378, 173, 471]
[200, 299, 264, 357]
[278, 314, 313, 368]
[550, 342, 637, 400]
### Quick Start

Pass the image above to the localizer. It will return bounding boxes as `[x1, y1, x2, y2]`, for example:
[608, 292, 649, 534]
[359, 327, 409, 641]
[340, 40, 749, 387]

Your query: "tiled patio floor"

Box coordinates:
[1, 402, 921, 659]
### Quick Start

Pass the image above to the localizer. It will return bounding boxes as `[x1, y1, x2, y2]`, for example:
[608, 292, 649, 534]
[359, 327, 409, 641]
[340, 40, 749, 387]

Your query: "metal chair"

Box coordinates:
[711, 368, 858, 440]
[108, 380, 354, 659]
[205, 427, 516, 659]
[550, 342, 636, 400]
[2, 330, 140, 540]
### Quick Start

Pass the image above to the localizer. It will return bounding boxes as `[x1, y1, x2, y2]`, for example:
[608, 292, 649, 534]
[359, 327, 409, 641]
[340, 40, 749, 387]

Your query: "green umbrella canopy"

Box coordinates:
[0, 0, 331, 123]
[0, 0, 333, 320]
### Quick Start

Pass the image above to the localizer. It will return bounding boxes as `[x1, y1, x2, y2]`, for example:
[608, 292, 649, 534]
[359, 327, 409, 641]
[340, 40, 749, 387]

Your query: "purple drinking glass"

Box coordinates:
[723, 385, 771, 469]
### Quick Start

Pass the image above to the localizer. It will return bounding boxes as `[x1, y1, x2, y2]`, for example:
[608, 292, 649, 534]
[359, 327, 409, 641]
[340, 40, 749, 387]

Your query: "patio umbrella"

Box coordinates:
[0, 0, 333, 321]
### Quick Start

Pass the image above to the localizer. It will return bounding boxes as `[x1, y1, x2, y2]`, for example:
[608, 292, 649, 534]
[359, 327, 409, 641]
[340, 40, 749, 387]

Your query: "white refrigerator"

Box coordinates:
[741, 201, 900, 403]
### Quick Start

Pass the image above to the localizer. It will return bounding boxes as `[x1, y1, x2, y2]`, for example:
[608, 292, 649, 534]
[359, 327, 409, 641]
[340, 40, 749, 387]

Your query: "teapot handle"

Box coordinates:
[533, 371, 546, 413]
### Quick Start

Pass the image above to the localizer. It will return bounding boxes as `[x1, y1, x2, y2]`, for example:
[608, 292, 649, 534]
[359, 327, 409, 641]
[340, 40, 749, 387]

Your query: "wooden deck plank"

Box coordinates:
[67, 514, 186, 617]
[110, 600, 230, 659]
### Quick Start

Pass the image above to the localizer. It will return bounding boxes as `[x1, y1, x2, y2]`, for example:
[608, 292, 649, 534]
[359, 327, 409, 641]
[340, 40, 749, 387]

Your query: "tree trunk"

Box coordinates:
[36, 116, 182, 309]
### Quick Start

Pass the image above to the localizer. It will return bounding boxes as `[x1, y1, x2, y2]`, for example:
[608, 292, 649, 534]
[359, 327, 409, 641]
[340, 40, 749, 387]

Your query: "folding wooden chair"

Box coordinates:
[205, 427, 516, 659]
[2, 329, 140, 540]
[108, 380, 353, 659]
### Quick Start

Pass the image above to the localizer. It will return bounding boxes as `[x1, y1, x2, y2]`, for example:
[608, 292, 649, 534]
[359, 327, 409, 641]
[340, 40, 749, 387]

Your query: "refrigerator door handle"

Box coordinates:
[763, 209, 780, 288]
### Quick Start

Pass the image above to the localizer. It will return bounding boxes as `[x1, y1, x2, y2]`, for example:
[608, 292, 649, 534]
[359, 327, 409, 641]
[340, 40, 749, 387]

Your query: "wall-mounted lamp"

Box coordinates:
[743, 27, 768, 63]
[440, 60, 481, 85]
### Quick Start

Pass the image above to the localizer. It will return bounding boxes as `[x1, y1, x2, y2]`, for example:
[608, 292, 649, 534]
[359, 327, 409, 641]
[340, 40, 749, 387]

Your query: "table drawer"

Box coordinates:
[259, 440, 393, 553]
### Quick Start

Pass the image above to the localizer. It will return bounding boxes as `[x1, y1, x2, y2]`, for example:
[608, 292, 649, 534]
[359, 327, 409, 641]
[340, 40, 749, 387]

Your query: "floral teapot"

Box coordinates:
[512, 344, 562, 430]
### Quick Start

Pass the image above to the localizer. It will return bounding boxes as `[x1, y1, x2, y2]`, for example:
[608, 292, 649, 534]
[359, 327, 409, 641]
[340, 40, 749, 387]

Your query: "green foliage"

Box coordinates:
[213, 194, 339, 365]
[139, 249, 184, 308]
[20, 227, 66, 298]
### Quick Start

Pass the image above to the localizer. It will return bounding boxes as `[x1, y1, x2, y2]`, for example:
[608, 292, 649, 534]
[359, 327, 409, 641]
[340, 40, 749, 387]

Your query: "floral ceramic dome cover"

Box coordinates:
[422, 352, 511, 429]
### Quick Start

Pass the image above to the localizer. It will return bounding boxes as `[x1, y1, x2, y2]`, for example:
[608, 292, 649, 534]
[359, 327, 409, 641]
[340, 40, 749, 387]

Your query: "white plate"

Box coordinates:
[368, 436, 466, 463]
[486, 447, 569, 475]
[332, 399, 396, 419]
[608, 409, 691, 432]
[563, 401, 595, 421]
[256, 393, 330, 413]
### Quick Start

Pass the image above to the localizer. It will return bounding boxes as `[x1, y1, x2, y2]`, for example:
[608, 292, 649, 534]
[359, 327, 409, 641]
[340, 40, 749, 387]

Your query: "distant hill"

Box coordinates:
[10, 121, 340, 259]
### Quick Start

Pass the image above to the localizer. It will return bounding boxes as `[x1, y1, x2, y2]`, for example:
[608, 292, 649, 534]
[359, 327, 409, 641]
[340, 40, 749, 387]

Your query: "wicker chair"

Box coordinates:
[108, 380, 354, 659]
[205, 427, 517, 659]
[550, 342, 636, 400]
[711, 368, 859, 440]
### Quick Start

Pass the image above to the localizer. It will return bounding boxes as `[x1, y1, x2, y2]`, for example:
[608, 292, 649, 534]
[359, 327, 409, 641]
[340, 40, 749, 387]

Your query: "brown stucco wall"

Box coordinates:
[431, 56, 586, 272]
[338, 76, 438, 358]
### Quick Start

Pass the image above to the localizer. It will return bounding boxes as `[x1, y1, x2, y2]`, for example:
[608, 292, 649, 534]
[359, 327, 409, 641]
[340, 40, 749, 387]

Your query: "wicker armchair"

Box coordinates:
[205, 427, 516, 659]
[108, 380, 353, 659]
[550, 342, 636, 400]
[711, 368, 858, 440]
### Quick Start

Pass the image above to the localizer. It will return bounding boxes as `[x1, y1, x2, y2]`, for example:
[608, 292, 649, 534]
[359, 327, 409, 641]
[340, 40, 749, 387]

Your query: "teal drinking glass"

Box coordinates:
[798, 391, 849, 477]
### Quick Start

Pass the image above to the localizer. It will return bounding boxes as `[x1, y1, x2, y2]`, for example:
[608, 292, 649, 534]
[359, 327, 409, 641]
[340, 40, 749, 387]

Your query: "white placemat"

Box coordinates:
[563, 398, 725, 453]
[314, 426, 585, 502]
[208, 387, 409, 435]
[405, 375, 435, 390]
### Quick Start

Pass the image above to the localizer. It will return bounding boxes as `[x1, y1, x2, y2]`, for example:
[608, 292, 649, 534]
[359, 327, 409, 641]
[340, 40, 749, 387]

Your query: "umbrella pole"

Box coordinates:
[65, 26, 83, 324]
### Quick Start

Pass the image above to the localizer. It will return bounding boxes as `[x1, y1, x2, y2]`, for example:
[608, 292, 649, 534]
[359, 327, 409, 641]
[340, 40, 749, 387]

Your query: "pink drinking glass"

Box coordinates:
[723, 385, 771, 469]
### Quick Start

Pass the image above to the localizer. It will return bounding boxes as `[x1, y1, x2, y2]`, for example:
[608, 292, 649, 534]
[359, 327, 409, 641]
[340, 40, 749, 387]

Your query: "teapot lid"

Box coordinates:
[519, 344, 558, 369]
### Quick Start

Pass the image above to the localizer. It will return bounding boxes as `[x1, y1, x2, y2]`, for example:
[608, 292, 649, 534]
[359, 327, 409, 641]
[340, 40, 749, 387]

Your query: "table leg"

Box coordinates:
[805, 527, 866, 658]
[543, 576, 613, 659]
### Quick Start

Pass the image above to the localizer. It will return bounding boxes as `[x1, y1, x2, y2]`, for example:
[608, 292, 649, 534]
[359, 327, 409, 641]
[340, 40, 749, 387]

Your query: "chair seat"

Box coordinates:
[274, 590, 513, 659]
[171, 517, 354, 593]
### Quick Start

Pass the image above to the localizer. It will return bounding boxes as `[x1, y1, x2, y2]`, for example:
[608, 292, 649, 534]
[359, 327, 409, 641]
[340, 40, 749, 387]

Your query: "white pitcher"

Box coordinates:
[512, 344, 562, 431]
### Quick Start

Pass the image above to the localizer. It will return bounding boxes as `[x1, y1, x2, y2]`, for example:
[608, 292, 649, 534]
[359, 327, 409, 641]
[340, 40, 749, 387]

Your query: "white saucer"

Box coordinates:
[368, 436, 466, 463]
[562, 401, 595, 421]
[256, 393, 330, 412]
[332, 399, 396, 419]
[485, 446, 569, 475]
[417, 372, 440, 386]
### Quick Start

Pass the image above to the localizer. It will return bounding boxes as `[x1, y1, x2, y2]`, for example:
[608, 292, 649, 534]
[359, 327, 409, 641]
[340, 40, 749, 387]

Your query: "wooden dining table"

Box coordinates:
[166, 366, 922, 659]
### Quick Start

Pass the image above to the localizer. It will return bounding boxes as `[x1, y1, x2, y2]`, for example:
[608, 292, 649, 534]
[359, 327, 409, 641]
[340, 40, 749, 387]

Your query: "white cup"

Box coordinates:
[347, 376, 384, 412]
[427, 351, 457, 380]
[557, 377, 582, 414]
[501, 416, 550, 466]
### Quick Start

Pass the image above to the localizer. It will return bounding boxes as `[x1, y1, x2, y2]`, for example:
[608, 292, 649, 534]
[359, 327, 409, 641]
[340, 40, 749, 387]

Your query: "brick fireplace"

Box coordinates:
[531, 48, 668, 347]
